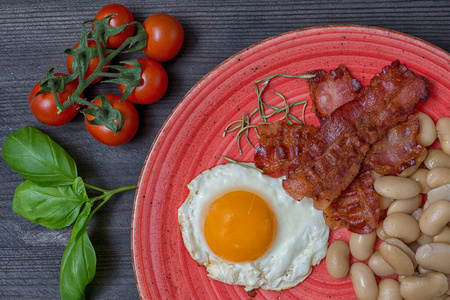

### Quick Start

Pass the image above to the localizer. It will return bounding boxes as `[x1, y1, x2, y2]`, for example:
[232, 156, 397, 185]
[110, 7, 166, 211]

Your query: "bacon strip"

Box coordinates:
[324, 115, 425, 233]
[254, 122, 318, 177]
[362, 114, 425, 175]
[307, 64, 362, 121]
[323, 171, 380, 234]
[283, 61, 429, 210]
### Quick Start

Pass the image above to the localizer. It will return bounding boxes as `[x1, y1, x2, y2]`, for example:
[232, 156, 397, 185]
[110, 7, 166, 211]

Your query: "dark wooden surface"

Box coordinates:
[0, 1, 449, 299]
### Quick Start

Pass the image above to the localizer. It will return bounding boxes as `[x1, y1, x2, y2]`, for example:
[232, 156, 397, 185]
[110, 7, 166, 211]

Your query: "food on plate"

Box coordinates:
[323, 170, 380, 233]
[255, 61, 430, 233]
[349, 231, 377, 261]
[254, 122, 318, 178]
[362, 115, 425, 175]
[282, 61, 429, 210]
[436, 117, 450, 155]
[349, 262, 378, 300]
[306, 64, 362, 120]
[178, 163, 329, 291]
[246, 61, 449, 298]
[180, 60, 448, 298]
[325, 114, 450, 299]
[399, 272, 448, 300]
[325, 240, 350, 279]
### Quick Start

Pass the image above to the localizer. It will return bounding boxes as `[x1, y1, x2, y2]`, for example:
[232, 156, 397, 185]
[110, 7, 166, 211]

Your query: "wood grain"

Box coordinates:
[0, 0, 448, 299]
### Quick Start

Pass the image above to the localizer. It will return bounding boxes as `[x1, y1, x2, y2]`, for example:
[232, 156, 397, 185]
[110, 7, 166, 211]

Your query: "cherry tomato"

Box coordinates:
[118, 58, 168, 105]
[94, 4, 135, 49]
[29, 74, 81, 126]
[84, 94, 139, 146]
[142, 13, 184, 62]
[66, 40, 108, 84]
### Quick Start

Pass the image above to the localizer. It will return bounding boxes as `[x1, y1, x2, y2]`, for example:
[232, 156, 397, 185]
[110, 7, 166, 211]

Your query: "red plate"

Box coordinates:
[132, 25, 450, 299]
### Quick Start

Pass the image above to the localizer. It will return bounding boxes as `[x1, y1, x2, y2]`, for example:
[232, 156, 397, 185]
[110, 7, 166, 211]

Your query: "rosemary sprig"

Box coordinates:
[218, 156, 263, 172]
[223, 73, 314, 154]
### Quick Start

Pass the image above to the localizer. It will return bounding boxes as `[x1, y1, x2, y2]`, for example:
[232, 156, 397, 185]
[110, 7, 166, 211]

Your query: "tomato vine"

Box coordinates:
[32, 15, 147, 134]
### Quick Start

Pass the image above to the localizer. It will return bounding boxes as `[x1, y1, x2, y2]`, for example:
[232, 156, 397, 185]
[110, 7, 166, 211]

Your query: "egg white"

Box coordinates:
[178, 163, 329, 291]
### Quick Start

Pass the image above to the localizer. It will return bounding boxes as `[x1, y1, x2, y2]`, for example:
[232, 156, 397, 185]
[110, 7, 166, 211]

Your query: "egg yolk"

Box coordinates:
[204, 191, 277, 263]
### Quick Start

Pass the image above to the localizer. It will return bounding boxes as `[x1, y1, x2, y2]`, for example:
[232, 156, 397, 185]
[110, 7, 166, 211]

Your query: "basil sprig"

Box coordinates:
[2, 126, 136, 300]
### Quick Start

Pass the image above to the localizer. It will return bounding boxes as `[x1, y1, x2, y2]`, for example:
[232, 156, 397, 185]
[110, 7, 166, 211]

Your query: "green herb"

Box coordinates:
[2, 126, 136, 300]
[224, 73, 315, 154]
[253, 73, 314, 123]
[35, 15, 148, 133]
[218, 156, 263, 172]
[2, 126, 78, 186]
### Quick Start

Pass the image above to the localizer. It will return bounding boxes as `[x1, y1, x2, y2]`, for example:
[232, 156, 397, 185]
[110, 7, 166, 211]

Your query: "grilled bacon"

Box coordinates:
[253, 61, 430, 232]
[323, 115, 425, 233]
[254, 122, 319, 177]
[362, 114, 425, 175]
[323, 171, 380, 234]
[282, 61, 429, 210]
[307, 64, 362, 121]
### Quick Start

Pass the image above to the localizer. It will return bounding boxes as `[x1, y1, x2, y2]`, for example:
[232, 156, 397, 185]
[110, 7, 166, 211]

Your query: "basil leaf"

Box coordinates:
[60, 202, 96, 300]
[2, 126, 78, 186]
[12, 180, 87, 229]
[72, 177, 89, 203]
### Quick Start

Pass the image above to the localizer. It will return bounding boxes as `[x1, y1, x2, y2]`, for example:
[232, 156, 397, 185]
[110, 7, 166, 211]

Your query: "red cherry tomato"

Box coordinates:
[84, 94, 139, 146]
[94, 4, 135, 49]
[66, 40, 108, 84]
[29, 74, 81, 126]
[142, 13, 184, 62]
[118, 58, 168, 105]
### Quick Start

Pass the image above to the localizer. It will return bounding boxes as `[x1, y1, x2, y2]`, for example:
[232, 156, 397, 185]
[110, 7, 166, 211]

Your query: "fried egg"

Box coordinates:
[178, 163, 329, 291]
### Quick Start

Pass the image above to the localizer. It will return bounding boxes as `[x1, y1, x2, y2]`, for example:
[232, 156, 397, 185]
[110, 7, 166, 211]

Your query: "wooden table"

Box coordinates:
[1, 1, 449, 299]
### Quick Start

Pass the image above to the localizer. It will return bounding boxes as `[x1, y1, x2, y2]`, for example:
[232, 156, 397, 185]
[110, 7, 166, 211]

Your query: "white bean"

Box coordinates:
[398, 149, 428, 177]
[349, 231, 377, 261]
[424, 149, 450, 169]
[420, 200, 450, 236]
[409, 168, 431, 194]
[411, 208, 423, 221]
[387, 195, 422, 216]
[400, 272, 448, 300]
[379, 195, 394, 211]
[368, 251, 395, 276]
[433, 226, 450, 244]
[416, 232, 433, 245]
[426, 167, 450, 189]
[424, 184, 450, 209]
[349, 262, 378, 300]
[416, 112, 437, 147]
[437, 117, 450, 156]
[416, 243, 450, 274]
[379, 239, 416, 276]
[377, 278, 402, 300]
[374, 176, 420, 199]
[383, 212, 420, 244]
[377, 220, 389, 241]
[326, 240, 350, 279]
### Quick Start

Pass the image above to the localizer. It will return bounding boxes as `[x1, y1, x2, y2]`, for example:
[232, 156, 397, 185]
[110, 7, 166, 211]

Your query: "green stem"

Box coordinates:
[49, 79, 64, 113]
[85, 183, 108, 193]
[86, 184, 137, 222]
